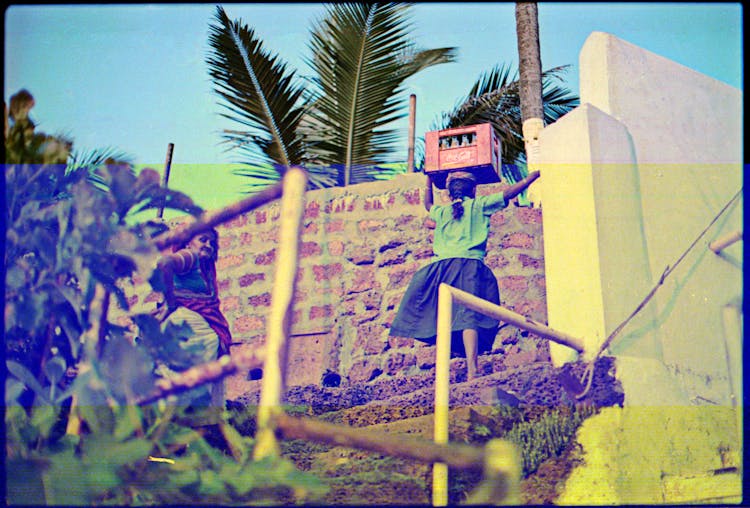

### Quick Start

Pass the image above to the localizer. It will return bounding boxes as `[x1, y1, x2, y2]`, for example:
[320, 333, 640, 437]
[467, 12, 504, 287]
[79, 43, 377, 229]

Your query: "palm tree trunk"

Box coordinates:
[515, 2, 544, 136]
[515, 2, 544, 205]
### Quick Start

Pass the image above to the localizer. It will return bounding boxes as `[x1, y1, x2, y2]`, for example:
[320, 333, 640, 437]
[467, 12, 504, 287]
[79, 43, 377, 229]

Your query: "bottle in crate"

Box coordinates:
[424, 123, 501, 189]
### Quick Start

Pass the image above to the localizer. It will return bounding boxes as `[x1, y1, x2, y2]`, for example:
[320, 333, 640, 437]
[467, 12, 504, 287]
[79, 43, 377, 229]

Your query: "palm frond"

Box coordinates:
[67, 146, 134, 188]
[434, 64, 578, 165]
[306, 2, 456, 185]
[207, 5, 308, 172]
[232, 163, 337, 194]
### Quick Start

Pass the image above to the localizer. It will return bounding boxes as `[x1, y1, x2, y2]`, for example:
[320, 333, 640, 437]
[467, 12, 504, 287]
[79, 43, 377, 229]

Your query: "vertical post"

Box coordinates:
[407, 94, 417, 172]
[464, 439, 521, 505]
[721, 302, 743, 464]
[515, 2, 544, 207]
[253, 168, 308, 460]
[157, 142, 175, 219]
[432, 283, 453, 506]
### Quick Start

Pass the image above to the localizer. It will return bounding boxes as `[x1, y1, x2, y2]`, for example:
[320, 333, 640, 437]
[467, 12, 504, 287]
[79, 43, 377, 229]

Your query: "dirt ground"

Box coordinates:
[230, 356, 623, 504]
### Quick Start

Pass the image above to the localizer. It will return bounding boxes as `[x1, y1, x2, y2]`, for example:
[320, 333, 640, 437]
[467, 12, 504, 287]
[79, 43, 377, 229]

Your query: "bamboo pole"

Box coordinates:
[464, 439, 521, 505]
[136, 347, 265, 406]
[253, 167, 308, 461]
[432, 283, 453, 506]
[407, 94, 416, 172]
[273, 412, 486, 470]
[157, 143, 174, 219]
[721, 303, 743, 460]
[445, 285, 585, 354]
[709, 229, 742, 253]
[153, 179, 284, 251]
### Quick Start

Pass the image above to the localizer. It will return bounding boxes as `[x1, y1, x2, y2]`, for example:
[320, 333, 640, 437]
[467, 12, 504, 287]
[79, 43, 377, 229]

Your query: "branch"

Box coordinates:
[136, 347, 266, 406]
[152, 179, 284, 251]
[273, 412, 486, 471]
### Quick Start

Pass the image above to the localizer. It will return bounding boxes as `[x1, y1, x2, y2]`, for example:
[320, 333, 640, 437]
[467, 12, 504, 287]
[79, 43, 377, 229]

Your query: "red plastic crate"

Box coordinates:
[424, 123, 501, 189]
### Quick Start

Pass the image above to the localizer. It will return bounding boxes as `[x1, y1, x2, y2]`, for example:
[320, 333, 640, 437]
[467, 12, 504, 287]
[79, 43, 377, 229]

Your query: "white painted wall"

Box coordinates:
[541, 31, 742, 404]
[539, 33, 743, 502]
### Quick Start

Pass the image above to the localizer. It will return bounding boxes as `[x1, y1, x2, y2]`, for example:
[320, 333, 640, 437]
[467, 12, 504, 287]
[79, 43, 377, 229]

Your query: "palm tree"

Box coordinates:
[515, 2, 544, 145]
[431, 63, 578, 182]
[206, 3, 456, 191]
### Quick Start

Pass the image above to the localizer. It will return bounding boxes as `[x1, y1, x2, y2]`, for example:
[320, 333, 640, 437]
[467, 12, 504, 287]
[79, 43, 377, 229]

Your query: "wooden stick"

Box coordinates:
[253, 167, 308, 460]
[464, 439, 521, 505]
[709, 229, 742, 253]
[157, 143, 174, 219]
[433, 283, 453, 506]
[273, 412, 486, 471]
[153, 179, 284, 251]
[445, 285, 585, 354]
[136, 347, 266, 406]
[407, 94, 416, 172]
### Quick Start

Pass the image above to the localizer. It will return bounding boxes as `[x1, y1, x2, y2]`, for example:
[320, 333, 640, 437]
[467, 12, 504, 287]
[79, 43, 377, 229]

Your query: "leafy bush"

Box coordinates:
[4, 91, 328, 505]
[504, 404, 597, 476]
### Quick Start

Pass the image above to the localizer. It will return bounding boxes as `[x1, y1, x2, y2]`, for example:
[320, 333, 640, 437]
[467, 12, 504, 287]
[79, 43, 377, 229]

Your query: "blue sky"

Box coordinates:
[4, 2, 742, 208]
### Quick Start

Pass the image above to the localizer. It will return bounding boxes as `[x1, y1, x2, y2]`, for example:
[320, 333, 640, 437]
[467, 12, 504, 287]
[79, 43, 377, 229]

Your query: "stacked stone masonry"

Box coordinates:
[122, 173, 549, 399]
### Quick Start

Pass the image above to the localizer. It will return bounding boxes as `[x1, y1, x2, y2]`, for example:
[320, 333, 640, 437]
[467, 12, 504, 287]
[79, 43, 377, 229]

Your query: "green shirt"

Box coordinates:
[428, 193, 508, 261]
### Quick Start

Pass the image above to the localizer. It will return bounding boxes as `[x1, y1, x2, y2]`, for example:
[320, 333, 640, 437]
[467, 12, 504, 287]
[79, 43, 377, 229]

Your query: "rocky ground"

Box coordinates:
[228, 355, 624, 505]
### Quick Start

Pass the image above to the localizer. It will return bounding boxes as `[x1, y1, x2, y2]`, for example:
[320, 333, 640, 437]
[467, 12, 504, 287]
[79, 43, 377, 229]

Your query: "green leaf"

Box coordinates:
[219, 421, 248, 463]
[169, 468, 200, 488]
[44, 355, 67, 386]
[7, 360, 51, 404]
[6, 378, 27, 405]
[31, 404, 59, 441]
[85, 435, 153, 469]
[114, 404, 143, 441]
[5, 458, 49, 505]
[199, 468, 228, 496]
[100, 334, 156, 403]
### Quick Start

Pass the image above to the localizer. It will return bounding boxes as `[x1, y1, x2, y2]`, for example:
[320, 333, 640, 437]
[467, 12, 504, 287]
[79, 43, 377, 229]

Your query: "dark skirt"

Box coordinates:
[389, 257, 500, 356]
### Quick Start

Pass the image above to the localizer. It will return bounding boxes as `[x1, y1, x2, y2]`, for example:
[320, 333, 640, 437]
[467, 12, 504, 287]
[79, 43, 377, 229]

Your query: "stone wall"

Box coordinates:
[206, 172, 547, 399]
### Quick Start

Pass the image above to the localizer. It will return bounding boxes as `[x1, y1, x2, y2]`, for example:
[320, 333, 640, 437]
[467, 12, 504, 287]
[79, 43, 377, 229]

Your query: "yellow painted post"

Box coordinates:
[464, 439, 521, 505]
[432, 283, 453, 506]
[721, 302, 743, 469]
[446, 285, 586, 355]
[253, 168, 308, 461]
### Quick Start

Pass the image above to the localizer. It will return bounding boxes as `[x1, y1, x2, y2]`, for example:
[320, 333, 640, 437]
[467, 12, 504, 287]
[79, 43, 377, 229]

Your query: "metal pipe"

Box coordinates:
[407, 94, 416, 172]
[446, 285, 585, 353]
[432, 283, 453, 506]
[709, 230, 742, 253]
[253, 167, 308, 461]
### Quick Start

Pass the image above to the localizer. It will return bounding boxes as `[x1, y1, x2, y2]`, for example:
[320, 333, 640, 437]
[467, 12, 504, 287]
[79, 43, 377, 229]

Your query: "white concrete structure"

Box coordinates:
[537, 32, 743, 503]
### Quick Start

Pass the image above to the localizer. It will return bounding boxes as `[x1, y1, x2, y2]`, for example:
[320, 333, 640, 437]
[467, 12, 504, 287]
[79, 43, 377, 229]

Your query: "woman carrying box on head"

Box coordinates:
[389, 169, 540, 380]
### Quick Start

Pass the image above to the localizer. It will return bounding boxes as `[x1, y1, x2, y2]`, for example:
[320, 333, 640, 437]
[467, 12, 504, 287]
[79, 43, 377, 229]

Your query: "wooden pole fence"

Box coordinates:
[273, 412, 487, 471]
[407, 94, 416, 172]
[443, 284, 586, 353]
[253, 167, 308, 460]
[709, 229, 742, 254]
[153, 179, 285, 251]
[135, 347, 266, 406]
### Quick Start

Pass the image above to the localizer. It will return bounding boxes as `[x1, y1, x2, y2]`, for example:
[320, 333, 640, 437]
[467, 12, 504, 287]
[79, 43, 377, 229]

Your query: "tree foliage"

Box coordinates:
[206, 3, 457, 191]
[4, 90, 327, 505]
[432, 63, 579, 183]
